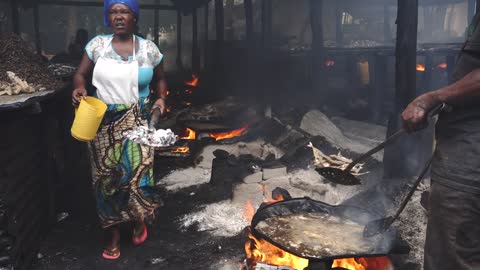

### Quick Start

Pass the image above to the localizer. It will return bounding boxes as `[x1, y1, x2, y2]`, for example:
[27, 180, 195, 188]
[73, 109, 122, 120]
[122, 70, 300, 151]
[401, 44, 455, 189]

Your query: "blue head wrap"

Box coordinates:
[104, 0, 139, 27]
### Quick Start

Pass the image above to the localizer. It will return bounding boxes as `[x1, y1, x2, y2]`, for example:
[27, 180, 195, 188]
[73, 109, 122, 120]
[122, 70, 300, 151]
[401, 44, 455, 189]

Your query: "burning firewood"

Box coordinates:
[307, 142, 366, 176]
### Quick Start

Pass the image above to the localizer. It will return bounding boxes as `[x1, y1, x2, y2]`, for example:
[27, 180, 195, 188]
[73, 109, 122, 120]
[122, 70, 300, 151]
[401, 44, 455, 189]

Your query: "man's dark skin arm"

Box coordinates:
[402, 69, 480, 132]
[72, 53, 94, 106]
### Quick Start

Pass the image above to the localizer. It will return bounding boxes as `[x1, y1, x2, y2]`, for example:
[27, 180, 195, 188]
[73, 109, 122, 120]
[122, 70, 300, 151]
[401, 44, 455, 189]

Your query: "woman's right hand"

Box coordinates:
[72, 87, 87, 107]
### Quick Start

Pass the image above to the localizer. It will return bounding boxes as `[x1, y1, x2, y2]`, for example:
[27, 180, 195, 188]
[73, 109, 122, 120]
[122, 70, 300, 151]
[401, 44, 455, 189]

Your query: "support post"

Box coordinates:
[33, 3, 42, 55]
[154, 0, 160, 46]
[244, 0, 255, 98]
[384, 0, 420, 179]
[10, 0, 19, 34]
[244, 0, 254, 44]
[214, 0, 224, 76]
[261, 0, 272, 49]
[192, 8, 200, 73]
[335, 1, 343, 46]
[310, 0, 326, 100]
[176, 11, 183, 71]
[204, 2, 209, 70]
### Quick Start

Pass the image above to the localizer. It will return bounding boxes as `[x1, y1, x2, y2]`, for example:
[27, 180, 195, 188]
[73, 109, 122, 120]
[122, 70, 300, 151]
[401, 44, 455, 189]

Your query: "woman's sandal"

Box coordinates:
[102, 246, 120, 260]
[132, 223, 148, 246]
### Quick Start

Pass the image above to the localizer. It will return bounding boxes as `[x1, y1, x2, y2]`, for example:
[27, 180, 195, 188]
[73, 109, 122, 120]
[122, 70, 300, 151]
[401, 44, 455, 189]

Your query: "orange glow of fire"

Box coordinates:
[416, 64, 426, 72]
[186, 89, 194, 94]
[245, 231, 309, 270]
[325, 60, 335, 67]
[333, 257, 394, 270]
[166, 90, 170, 96]
[209, 125, 248, 141]
[243, 197, 395, 270]
[186, 102, 192, 106]
[181, 128, 196, 140]
[185, 74, 199, 87]
[171, 146, 189, 153]
[437, 63, 447, 69]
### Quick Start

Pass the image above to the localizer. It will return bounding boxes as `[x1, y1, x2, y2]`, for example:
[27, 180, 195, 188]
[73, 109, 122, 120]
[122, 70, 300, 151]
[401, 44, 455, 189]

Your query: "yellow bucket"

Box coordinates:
[71, 96, 107, 142]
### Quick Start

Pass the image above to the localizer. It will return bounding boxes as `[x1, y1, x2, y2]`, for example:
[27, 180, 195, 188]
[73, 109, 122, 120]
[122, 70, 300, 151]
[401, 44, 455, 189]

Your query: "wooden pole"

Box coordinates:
[335, 1, 343, 46]
[33, 3, 42, 55]
[204, 2, 209, 70]
[310, 0, 326, 99]
[225, 0, 234, 40]
[244, 0, 254, 44]
[10, 0, 19, 34]
[214, 0, 224, 44]
[192, 8, 200, 72]
[214, 0, 224, 73]
[154, 0, 160, 46]
[261, 0, 272, 49]
[384, 0, 419, 179]
[395, 0, 418, 111]
[176, 11, 183, 71]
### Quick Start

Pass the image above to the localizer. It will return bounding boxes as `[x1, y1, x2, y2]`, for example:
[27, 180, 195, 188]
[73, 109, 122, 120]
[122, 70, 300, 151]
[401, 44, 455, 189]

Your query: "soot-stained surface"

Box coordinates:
[32, 186, 245, 270]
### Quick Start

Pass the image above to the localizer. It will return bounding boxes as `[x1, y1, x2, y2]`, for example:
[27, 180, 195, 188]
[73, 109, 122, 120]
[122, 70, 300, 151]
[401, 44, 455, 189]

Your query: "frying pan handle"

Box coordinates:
[344, 102, 451, 172]
[427, 102, 452, 118]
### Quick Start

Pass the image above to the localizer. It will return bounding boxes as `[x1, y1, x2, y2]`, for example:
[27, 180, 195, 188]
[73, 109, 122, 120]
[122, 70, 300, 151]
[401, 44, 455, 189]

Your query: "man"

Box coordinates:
[401, 13, 480, 270]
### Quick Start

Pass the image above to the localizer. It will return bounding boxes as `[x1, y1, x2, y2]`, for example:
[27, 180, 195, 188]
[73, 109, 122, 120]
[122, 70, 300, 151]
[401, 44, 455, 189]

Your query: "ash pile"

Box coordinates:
[0, 33, 62, 95]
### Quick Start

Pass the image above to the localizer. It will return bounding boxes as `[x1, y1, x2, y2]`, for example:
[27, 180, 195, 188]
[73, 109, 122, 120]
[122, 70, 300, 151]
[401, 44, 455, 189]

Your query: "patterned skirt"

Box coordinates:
[88, 99, 161, 228]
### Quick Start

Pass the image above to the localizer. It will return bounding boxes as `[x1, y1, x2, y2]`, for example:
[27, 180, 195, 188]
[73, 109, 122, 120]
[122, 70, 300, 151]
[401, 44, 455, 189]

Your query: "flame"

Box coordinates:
[210, 125, 249, 141]
[181, 128, 196, 140]
[416, 64, 425, 72]
[186, 89, 194, 94]
[166, 90, 170, 96]
[172, 146, 189, 153]
[245, 231, 309, 270]
[333, 258, 365, 270]
[325, 60, 335, 67]
[437, 63, 447, 69]
[332, 257, 394, 270]
[185, 74, 199, 87]
[186, 102, 192, 106]
[242, 195, 394, 270]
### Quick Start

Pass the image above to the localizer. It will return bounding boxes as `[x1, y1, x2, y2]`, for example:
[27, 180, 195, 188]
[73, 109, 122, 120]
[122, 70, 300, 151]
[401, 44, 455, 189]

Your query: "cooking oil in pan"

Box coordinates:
[256, 212, 380, 258]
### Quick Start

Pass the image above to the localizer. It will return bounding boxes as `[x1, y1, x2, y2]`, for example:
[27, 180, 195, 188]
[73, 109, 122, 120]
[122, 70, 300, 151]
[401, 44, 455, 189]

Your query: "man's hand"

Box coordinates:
[151, 98, 166, 116]
[72, 87, 87, 107]
[401, 94, 438, 133]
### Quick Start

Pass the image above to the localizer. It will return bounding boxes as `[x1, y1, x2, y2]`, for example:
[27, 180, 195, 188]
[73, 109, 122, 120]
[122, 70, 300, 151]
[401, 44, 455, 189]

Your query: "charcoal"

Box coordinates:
[213, 149, 229, 159]
[0, 33, 61, 91]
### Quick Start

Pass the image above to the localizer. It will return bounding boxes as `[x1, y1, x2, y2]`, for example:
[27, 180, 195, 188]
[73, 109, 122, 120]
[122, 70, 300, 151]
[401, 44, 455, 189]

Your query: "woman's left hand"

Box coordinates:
[151, 98, 166, 116]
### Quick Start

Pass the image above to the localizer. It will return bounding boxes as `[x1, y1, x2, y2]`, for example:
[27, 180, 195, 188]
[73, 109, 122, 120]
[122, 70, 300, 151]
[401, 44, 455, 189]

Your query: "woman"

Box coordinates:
[72, 0, 167, 260]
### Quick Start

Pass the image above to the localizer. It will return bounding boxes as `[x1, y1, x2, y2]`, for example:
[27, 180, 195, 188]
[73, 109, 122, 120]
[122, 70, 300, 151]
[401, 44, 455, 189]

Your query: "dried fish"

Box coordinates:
[307, 143, 366, 176]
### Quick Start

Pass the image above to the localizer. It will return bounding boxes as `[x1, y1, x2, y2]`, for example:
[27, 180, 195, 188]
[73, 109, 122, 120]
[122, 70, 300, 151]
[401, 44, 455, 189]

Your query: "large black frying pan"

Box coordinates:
[251, 198, 394, 261]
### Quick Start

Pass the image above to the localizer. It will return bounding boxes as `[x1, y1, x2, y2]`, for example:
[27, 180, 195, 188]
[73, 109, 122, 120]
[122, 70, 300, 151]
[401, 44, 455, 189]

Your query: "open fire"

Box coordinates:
[210, 125, 249, 141]
[185, 73, 199, 87]
[416, 64, 425, 72]
[243, 192, 394, 270]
